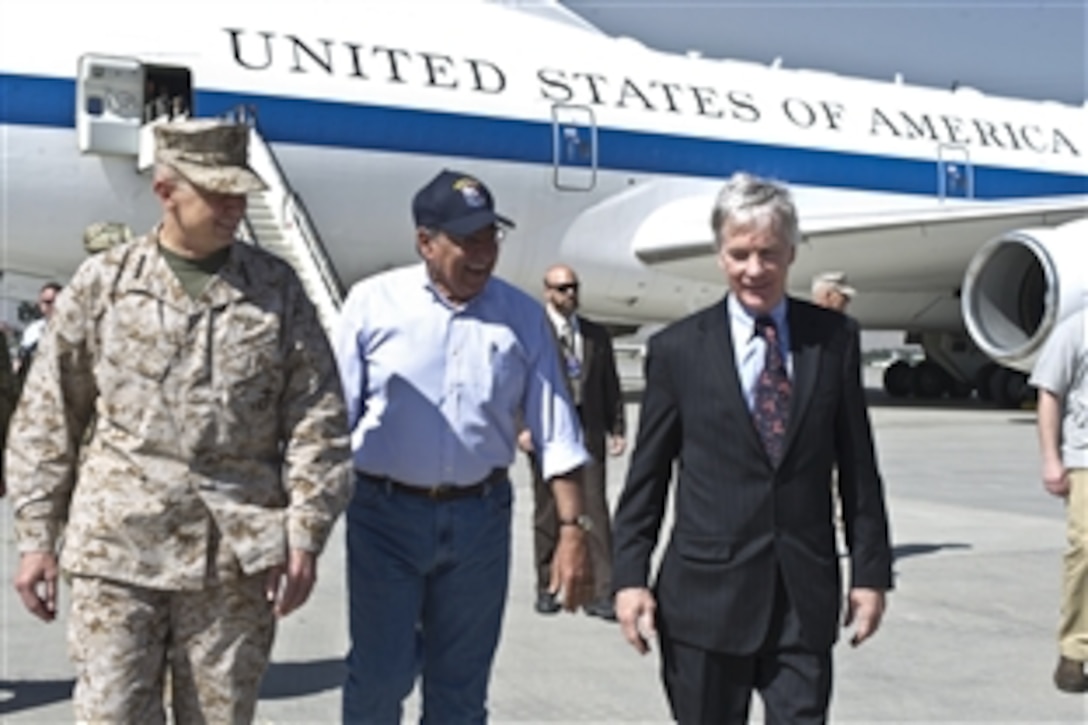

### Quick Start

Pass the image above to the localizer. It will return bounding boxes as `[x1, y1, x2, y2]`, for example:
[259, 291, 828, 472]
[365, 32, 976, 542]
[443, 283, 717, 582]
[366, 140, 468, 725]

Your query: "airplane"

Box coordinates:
[1, 0, 1085, 408]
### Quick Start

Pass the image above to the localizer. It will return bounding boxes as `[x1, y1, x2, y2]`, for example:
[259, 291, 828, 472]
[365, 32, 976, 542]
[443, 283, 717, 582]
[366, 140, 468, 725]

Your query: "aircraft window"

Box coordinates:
[86, 96, 104, 116]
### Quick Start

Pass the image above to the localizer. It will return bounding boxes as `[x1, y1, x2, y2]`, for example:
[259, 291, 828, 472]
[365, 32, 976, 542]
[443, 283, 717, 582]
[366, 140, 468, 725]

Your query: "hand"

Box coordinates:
[14, 551, 59, 622]
[265, 548, 317, 618]
[1043, 459, 1071, 498]
[517, 429, 534, 454]
[616, 587, 657, 654]
[548, 527, 591, 612]
[607, 435, 626, 457]
[843, 587, 885, 647]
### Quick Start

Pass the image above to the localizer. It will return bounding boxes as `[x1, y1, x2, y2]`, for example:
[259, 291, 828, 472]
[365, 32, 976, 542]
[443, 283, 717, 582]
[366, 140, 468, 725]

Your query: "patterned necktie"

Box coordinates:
[559, 321, 582, 404]
[753, 316, 791, 466]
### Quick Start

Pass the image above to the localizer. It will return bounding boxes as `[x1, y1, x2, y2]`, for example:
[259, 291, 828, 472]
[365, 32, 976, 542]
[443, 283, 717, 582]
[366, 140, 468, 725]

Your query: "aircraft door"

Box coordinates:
[77, 55, 144, 155]
[937, 143, 973, 199]
[552, 104, 597, 191]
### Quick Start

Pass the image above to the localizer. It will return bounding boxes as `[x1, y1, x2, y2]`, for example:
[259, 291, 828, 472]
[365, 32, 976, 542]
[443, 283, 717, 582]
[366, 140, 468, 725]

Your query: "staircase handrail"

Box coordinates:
[225, 105, 346, 301]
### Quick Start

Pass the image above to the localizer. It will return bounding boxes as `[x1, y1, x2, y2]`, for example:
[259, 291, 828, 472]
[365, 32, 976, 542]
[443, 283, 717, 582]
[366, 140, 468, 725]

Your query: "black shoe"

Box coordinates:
[1054, 656, 1088, 693]
[534, 591, 560, 615]
[583, 598, 617, 622]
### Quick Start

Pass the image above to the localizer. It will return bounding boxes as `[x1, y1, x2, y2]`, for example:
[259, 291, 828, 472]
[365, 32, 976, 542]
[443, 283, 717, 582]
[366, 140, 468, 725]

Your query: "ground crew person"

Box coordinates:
[6, 118, 352, 723]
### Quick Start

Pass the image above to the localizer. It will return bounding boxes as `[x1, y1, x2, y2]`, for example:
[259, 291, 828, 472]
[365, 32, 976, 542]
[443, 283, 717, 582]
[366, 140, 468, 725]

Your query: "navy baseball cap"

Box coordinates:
[412, 169, 515, 237]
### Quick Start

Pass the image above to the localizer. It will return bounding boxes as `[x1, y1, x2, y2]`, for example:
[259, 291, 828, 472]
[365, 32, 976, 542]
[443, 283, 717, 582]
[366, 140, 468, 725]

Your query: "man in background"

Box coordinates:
[1030, 308, 1088, 693]
[522, 263, 626, 620]
[14, 281, 61, 389]
[0, 323, 14, 497]
[83, 221, 134, 256]
[811, 271, 855, 313]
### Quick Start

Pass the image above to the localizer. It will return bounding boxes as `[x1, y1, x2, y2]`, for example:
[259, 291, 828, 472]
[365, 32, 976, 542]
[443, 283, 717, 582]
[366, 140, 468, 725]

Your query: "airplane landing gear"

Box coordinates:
[879, 332, 1031, 408]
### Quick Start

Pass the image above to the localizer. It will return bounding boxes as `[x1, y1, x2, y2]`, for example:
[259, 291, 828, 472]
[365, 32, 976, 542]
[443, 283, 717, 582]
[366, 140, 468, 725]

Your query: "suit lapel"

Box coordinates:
[578, 316, 595, 385]
[782, 300, 821, 457]
[703, 299, 765, 455]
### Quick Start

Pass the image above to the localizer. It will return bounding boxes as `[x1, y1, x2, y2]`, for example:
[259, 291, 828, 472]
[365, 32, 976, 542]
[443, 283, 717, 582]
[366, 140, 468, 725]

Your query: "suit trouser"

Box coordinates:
[1061, 468, 1088, 660]
[67, 572, 275, 724]
[531, 451, 613, 601]
[659, 574, 832, 725]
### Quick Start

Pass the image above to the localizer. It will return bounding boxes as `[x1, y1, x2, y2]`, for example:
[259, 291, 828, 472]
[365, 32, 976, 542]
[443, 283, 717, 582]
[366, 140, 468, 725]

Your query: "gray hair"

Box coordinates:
[709, 172, 801, 249]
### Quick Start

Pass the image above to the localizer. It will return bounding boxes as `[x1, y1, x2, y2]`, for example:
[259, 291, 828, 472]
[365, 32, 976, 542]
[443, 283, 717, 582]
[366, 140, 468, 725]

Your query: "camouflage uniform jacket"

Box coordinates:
[6, 230, 353, 589]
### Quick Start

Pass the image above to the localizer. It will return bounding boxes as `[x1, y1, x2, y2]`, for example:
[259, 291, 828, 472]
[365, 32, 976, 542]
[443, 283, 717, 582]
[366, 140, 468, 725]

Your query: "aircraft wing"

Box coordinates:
[631, 193, 1088, 293]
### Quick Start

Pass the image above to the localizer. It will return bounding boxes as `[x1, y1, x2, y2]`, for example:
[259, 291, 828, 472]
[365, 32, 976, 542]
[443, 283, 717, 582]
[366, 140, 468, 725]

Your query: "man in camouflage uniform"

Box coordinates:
[83, 220, 134, 256]
[6, 119, 352, 723]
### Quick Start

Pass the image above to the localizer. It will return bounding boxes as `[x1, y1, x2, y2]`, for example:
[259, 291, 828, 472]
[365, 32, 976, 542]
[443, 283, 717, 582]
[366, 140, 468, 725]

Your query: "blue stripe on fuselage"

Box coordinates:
[3, 72, 1085, 198]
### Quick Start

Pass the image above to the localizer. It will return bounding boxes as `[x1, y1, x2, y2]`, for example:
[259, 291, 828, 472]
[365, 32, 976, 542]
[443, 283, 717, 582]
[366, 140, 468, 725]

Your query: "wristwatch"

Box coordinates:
[558, 514, 593, 532]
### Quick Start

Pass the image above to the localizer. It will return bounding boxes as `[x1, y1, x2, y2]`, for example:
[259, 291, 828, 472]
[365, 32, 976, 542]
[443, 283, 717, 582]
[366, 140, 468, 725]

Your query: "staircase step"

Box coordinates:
[243, 126, 342, 336]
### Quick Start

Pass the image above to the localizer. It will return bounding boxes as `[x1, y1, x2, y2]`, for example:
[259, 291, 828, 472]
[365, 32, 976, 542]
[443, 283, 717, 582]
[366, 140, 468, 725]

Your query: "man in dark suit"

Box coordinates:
[612, 172, 893, 723]
[522, 264, 627, 620]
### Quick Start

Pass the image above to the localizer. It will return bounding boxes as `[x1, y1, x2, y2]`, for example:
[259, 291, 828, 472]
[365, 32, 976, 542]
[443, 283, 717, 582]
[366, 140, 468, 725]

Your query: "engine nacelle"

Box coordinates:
[961, 217, 1088, 373]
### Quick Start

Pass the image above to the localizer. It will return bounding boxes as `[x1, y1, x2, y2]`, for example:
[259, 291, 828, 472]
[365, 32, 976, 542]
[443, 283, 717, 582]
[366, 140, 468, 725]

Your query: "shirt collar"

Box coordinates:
[418, 262, 494, 312]
[727, 294, 788, 339]
[546, 305, 576, 332]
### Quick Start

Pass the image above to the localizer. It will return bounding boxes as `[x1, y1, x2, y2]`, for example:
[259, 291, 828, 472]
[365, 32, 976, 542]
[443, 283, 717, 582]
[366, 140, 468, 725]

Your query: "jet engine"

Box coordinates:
[962, 217, 1088, 374]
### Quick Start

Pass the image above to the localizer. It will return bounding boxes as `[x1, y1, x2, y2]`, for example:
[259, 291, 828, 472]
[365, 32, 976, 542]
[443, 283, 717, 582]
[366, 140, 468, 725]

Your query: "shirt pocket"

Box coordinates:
[96, 298, 177, 437]
[482, 339, 528, 410]
[99, 296, 175, 382]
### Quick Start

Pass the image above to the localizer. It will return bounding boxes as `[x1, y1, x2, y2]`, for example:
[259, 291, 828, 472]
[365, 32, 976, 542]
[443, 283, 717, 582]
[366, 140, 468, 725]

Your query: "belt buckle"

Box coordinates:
[428, 484, 453, 500]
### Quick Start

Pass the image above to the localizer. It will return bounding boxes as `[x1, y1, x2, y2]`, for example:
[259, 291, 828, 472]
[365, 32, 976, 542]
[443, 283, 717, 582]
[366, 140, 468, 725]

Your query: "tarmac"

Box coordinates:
[2, 367, 1087, 723]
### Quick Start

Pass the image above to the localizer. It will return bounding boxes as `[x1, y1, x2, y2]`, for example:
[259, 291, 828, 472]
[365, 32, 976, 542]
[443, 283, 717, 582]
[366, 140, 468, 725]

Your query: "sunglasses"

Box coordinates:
[547, 283, 579, 294]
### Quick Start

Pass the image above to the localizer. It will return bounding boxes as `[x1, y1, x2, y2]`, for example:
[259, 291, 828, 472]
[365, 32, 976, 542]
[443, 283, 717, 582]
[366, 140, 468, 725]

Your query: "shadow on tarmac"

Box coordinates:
[0, 679, 74, 716]
[625, 385, 1033, 415]
[892, 542, 971, 560]
[259, 657, 345, 700]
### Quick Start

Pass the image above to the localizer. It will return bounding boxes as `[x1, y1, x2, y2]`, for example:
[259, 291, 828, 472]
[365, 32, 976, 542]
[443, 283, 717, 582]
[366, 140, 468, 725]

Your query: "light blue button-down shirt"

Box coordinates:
[727, 294, 792, 411]
[331, 263, 590, 487]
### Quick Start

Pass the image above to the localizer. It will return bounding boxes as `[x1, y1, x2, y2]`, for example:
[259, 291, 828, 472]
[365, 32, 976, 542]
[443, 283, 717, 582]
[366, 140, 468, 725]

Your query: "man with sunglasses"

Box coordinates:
[522, 264, 626, 620]
[332, 169, 592, 723]
[7, 119, 352, 723]
[14, 281, 62, 390]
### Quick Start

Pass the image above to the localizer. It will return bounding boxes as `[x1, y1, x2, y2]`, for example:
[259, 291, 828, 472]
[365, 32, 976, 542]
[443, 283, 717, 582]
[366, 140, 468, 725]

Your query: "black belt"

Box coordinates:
[359, 468, 507, 502]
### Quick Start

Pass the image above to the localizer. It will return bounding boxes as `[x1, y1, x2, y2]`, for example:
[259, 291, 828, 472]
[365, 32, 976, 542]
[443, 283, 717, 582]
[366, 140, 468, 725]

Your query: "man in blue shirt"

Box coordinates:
[333, 169, 592, 724]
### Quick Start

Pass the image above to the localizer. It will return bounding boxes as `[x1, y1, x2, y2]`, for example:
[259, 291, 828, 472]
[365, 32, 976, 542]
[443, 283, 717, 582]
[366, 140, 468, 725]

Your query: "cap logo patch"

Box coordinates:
[453, 177, 486, 208]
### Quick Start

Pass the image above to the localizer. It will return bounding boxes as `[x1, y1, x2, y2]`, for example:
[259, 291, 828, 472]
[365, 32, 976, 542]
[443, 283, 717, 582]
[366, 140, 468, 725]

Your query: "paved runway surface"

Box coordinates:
[2, 371, 1087, 723]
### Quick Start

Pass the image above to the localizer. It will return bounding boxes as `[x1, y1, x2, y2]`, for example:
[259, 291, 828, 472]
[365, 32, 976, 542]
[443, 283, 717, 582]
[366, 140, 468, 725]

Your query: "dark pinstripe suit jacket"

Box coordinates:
[612, 296, 893, 654]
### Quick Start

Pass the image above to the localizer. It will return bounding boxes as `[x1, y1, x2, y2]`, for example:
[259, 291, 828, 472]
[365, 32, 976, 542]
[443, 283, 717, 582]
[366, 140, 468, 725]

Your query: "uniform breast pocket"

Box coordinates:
[100, 300, 175, 382]
[219, 322, 284, 415]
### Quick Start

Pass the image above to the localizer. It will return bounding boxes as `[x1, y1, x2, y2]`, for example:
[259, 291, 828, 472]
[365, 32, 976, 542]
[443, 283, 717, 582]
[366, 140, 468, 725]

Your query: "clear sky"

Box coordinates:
[559, 0, 1087, 105]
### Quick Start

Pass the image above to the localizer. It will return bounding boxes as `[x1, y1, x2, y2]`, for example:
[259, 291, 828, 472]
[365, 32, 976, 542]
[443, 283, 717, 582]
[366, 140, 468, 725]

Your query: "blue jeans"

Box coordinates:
[342, 473, 513, 724]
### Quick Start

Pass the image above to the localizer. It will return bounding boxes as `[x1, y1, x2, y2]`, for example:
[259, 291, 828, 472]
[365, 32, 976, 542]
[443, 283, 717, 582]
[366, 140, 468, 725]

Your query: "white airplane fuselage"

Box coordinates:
[2, 1, 1085, 339]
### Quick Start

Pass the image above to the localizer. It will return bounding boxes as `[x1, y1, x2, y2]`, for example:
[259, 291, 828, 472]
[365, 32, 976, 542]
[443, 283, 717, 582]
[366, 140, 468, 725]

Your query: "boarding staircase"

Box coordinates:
[240, 119, 343, 334]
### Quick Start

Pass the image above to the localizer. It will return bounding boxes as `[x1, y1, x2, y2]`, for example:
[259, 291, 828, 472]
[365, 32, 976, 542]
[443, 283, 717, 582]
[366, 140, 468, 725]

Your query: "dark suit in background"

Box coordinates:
[612, 172, 892, 723]
[533, 314, 625, 609]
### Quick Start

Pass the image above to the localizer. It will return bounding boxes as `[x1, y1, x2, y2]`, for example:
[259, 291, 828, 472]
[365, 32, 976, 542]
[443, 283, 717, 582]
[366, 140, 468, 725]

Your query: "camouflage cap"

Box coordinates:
[83, 221, 133, 255]
[154, 119, 267, 194]
[813, 270, 856, 298]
